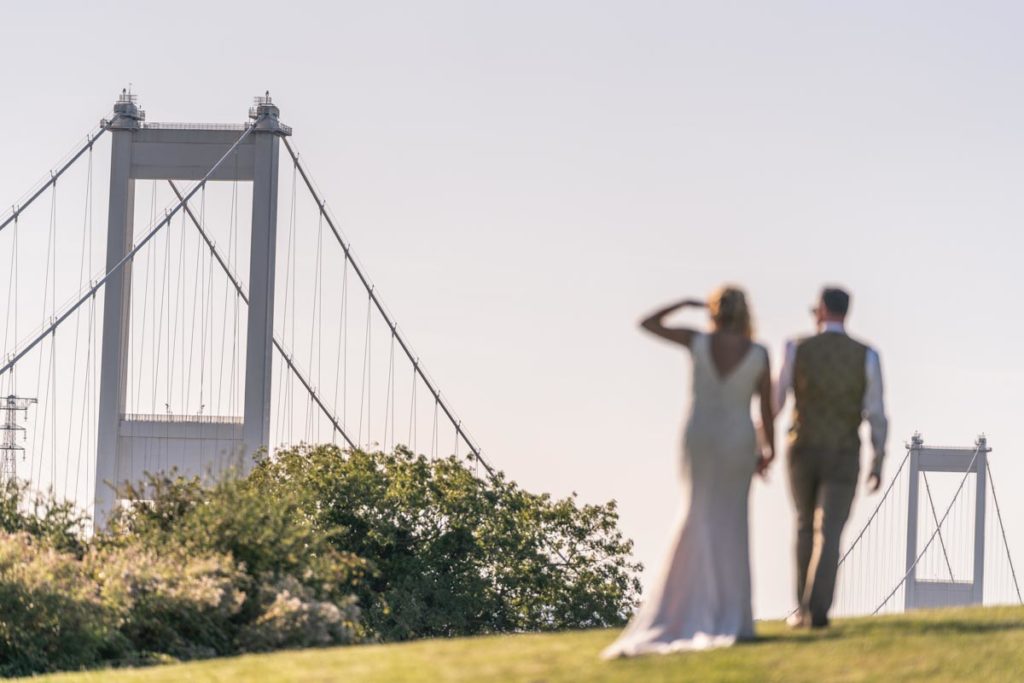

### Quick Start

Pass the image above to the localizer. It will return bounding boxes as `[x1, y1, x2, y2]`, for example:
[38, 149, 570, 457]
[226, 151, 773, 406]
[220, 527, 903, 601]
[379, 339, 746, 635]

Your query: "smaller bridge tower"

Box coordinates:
[904, 434, 989, 610]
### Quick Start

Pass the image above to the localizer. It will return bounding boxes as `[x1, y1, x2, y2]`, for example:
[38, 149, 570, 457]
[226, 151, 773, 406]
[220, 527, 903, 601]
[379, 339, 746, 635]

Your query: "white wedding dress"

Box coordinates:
[603, 333, 765, 658]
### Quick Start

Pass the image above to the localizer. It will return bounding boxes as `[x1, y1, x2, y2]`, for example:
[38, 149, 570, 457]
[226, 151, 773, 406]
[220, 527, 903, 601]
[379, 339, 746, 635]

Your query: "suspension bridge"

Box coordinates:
[826, 434, 1022, 616]
[0, 91, 493, 527]
[0, 92, 1020, 618]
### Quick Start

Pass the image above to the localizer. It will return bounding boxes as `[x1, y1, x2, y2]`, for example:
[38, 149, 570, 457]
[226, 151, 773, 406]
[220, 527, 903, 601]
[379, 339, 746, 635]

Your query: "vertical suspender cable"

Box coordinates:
[49, 179, 59, 489]
[306, 208, 324, 437]
[3, 214, 17, 395]
[333, 257, 349, 440]
[384, 328, 395, 451]
[408, 362, 418, 452]
[34, 181, 59, 489]
[185, 198, 202, 414]
[358, 291, 372, 446]
[64, 146, 94, 499]
[431, 400, 439, 459]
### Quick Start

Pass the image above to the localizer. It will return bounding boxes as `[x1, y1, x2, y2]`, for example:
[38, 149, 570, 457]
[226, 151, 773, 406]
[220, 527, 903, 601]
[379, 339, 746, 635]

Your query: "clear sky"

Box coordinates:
[2, 1, 1023, 618]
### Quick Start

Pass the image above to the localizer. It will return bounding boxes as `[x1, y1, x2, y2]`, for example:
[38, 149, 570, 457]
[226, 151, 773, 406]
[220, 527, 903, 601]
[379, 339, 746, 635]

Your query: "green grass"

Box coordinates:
[24, 606, 1024, 683]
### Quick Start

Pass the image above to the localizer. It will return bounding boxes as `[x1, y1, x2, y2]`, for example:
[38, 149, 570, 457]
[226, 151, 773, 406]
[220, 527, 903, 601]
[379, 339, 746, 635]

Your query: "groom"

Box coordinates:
[775, 287, 888, 628]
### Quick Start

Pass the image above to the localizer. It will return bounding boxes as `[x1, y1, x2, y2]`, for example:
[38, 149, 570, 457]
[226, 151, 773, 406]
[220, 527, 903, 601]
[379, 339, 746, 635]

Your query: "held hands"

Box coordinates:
[756, 447, 775, 479]
[867, 453, 884, 493]
[754, 421, 775, 480]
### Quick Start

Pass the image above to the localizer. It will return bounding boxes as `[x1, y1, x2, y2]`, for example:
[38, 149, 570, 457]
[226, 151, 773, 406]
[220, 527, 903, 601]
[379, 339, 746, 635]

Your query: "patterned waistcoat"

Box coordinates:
[790, 333, 868, 453]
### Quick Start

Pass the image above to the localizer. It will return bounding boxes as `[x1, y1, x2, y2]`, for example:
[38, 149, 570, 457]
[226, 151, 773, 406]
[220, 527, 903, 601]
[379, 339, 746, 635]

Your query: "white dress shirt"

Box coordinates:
[774, 321, 888, 474]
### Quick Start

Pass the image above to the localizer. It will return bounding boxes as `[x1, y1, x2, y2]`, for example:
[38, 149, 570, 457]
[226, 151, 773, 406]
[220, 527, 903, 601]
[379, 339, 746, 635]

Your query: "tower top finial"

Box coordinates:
[248, 93, 289, 135]
[110, 89, 144, 129]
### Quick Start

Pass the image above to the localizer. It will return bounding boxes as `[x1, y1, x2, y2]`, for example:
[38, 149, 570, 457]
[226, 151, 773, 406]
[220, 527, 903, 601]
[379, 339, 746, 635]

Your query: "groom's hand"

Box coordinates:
[756, 452, 775, 478]
[866, 472, 881, 493]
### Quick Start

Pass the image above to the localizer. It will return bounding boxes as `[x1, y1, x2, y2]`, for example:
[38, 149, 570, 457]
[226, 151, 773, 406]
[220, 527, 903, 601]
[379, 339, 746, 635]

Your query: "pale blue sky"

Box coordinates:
[2, 1, 1023, 618]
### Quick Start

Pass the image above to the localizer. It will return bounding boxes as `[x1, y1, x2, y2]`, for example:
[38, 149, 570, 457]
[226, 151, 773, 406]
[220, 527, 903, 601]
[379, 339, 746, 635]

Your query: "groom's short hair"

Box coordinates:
[821, 287, 851, 316]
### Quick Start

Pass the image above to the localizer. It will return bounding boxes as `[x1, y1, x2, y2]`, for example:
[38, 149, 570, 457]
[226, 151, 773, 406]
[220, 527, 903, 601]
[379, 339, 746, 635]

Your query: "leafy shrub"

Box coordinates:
[0, 533, 126, 676]
[0, 479, 88, 555]
[236, 577, 361, 651]
[0, 467, 368, 676]
[86, 544, 245, 659]
[0, 444, 640, 675]
[107, 470, 371, 644]
[248, 445, 642, 640]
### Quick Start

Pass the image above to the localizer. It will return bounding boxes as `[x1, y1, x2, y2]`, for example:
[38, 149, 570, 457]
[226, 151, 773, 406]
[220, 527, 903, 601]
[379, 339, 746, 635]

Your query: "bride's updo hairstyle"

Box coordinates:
[708, 285, 753, 339]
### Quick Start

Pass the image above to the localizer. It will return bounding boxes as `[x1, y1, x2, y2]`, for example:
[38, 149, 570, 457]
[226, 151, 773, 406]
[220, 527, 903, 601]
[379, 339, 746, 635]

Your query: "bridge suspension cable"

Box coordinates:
[921, 471, 957, 582]
[787, 447, 912, 619]
[0, 122, 258, 381]
[986, 460, 1023, 604]
[836, 447, 912, 572]
[282, 137, 495, 478]
[0, 121, 108, 234]
[166, 180, 358, 450]
[2, 100, 497, 502]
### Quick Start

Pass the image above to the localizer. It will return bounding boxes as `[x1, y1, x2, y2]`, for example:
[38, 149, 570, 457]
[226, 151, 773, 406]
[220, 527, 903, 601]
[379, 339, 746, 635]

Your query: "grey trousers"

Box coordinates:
[788, 445, 859, 623]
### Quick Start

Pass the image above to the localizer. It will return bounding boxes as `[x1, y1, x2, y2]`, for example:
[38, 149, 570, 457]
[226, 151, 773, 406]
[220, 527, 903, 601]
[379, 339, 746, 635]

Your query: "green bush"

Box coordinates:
[107, 470, 371, 644]
[248, 445, 642, 640]
[235, 577, 362, 651]
[0, 445, 640, 676]
[0, 478, 87, 555]
[0, 533, 126, 676]
[0, 468, 367, 676]
[86, 544, 245, 659]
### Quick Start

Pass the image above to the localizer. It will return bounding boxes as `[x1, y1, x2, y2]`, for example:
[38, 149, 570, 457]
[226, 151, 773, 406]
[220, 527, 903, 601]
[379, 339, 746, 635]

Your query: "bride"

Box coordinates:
[602, 286, 775, 658]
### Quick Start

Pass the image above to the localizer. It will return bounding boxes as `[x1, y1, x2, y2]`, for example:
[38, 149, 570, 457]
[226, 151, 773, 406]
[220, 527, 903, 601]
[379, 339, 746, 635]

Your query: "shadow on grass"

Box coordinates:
[850, 618, 1024, 638]
[744, 630, 842, 646]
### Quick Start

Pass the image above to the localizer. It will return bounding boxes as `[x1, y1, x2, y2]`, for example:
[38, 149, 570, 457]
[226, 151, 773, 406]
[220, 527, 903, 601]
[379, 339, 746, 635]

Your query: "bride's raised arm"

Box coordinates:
[639, 299, 707, 347]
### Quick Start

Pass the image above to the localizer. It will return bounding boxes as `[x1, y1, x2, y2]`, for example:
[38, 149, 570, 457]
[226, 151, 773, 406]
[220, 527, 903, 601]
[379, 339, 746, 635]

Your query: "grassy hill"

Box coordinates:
[25, 605, 1024, 683]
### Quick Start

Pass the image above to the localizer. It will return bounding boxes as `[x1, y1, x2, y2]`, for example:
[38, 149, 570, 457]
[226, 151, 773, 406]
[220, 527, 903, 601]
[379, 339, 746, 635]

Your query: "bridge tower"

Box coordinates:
[904, 434, 989, 610]
[94, 91, 290, 523]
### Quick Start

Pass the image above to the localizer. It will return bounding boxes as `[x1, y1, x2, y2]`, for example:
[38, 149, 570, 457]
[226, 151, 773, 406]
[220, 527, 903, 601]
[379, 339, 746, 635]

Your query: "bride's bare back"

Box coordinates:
[707, 331, 754, 380]
[638, 296, 774, 473]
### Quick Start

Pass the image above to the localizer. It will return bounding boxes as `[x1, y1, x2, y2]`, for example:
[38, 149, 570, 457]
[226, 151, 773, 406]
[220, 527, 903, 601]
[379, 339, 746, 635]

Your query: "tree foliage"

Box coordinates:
[248, 445, 642, 640]
[0, 479, 87, 555]
[0, 444, 641, 676]
[0, 473, 364, 677]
